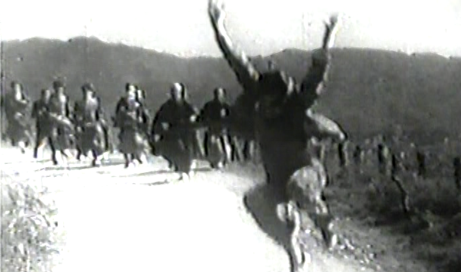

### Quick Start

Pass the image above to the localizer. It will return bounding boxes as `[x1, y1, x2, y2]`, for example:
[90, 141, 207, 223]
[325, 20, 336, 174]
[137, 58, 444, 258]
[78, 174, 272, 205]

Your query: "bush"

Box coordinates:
[1, 181, 63, 272]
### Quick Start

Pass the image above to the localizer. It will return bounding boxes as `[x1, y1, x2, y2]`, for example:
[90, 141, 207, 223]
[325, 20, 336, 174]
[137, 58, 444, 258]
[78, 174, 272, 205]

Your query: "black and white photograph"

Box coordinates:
[1, 0, 461, 271]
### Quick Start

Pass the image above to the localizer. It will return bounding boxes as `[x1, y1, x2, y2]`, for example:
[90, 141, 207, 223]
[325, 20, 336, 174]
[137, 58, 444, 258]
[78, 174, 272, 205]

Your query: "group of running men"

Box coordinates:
[1, 79, 254, 173]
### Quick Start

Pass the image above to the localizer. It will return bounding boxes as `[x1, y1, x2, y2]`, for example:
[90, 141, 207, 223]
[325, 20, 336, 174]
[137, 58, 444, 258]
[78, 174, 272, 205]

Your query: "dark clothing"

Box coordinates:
[115, 97, 148, 155]
[73, 97, 105, 157]
[31, 98, 56, 158]
[256, 94, 343, 198]
[226, 93, 257, 162]
[115, 97, 142, 129]
[136, 101, 151, 137]
[151, 99, 197, 173]
[228, 93, 256, 141]
[200, 99, 231, 135]
[152, 99, 196, 138]
[49, 93, 71, 117]
[200, 99, 231, 166]
[73, 97, 101, 126]
[94, 97, 111, 151]
[32, 99, 52, 130]
[2, 92, 32, 144]
[115, 97, 150, 133]
[114, 97, 129, 127]
[48, 92, 74, 152]
[230, 50, 335, 202]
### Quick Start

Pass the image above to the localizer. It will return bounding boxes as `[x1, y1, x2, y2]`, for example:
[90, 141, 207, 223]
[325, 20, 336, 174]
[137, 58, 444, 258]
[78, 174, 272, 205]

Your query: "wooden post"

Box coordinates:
[453, 157, 461, 190]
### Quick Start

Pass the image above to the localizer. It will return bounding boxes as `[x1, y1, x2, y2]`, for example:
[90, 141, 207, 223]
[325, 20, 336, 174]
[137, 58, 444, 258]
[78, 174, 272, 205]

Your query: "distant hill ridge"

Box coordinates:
[2, 37, 461, 143]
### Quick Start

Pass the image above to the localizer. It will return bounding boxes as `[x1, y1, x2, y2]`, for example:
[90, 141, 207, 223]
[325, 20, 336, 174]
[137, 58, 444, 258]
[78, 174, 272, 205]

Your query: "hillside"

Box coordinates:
[2, 37, 461, 143]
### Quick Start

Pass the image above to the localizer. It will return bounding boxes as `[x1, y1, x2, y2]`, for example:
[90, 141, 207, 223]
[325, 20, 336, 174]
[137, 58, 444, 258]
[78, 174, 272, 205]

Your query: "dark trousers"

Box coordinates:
[204, 132, 228, 166]
[33, 124, 56, 161]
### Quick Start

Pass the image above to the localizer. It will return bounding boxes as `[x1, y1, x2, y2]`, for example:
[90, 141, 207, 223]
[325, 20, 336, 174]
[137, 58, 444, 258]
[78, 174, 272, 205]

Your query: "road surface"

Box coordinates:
[1, 146, 375, 272]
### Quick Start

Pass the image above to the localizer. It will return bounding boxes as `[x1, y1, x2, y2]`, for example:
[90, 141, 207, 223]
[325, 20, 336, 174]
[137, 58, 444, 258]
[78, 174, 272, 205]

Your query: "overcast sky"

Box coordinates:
[1, 0, 460, 57]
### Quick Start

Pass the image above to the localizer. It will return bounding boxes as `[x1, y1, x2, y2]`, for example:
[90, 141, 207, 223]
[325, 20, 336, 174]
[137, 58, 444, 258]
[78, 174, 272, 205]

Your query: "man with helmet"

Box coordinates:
[151, 82, 199, 178]
[199, 87, 231, 169]
[114, 83, 149, 167]
[48, 80, 74, 165]
[32, 88, 53, 159]
[73, 83, 106, 166]
[91, 91, 111, 155]
[1, 81, 32, 153]
[114, 83, 138, 126]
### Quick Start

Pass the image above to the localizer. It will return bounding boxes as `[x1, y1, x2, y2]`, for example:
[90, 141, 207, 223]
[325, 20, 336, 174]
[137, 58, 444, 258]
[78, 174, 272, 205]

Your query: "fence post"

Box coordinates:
[453, 157, 461, 190]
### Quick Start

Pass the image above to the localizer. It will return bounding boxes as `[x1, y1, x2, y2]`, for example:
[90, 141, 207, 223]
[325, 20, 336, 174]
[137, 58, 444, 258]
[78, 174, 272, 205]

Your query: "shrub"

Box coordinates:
[1, 181, 63, 272]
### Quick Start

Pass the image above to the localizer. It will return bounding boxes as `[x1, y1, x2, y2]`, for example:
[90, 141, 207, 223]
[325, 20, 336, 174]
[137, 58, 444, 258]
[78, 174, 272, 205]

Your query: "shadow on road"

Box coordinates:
[118, 169, 175, 177]
[117, 166, 211, 176]
[37, 160, 124, 172]
[243, 184, 292, 253]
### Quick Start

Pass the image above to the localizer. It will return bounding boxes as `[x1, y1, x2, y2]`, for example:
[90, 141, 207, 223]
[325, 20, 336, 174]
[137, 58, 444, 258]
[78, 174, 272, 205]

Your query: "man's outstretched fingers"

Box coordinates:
[324, 15, 339, 30]
[329, 14, 339, 28]
[322, 14, 341, 49]
[208, 0, 224, 20]
[208, 0, 216, 20]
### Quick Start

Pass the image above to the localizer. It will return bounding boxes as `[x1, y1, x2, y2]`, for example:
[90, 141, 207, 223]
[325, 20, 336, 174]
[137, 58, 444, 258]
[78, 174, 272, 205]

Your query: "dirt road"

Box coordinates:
[1, 147, 375, 272]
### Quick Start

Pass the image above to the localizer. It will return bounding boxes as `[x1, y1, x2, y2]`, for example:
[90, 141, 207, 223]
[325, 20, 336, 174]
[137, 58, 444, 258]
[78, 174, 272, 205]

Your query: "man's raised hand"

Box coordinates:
[208, 0, 260, 83]
[208, 0, 225, 27]
[322, 14, 341, 50]
[326, 15, 339, 30]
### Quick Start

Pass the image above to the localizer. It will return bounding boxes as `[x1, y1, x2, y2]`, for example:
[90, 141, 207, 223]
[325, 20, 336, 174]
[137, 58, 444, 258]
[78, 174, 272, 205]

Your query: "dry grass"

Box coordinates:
[319, 139, 461, 272]
[1, 180, 64, 272]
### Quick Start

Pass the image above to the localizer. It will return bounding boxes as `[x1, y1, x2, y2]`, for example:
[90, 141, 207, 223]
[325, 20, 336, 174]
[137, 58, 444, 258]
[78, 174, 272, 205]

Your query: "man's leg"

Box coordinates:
[75, 131, 84, 161]
[91, 149, 102, 166]
[160, 138, 179, 171]
[243, 140, 254, 161]
[102, 125, 110, 152]
[17, 140, 26, 154]
[214, 134, 226, 168]
[175, 137, 194, 175]
[133, 135, 147, 164]
[231, 136, 244, 162]
[123, 153, 132, 168]
[288, 159, 337, 249]
[248, 140, 258, 162]
[219, 134, 233, 165]
[54, 125, 73, 163]
[75, 129, 84, 161]
[194, 130, 206, 159]
[89, 125, 105, 166]
[184, 134, 197, 170]
[207, 134, 219, 169]
[203, 132, 210, 158]
[221, 134, 232, 164]
[49, 136, 59, 165]
[204, 132, 215, 168]
[33, 129, 47, 159]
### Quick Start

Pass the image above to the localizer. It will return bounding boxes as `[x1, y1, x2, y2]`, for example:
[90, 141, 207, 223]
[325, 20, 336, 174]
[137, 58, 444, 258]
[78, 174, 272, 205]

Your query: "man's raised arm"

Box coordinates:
[299, 15, 340, 107]
[208, 0, 260, 91]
